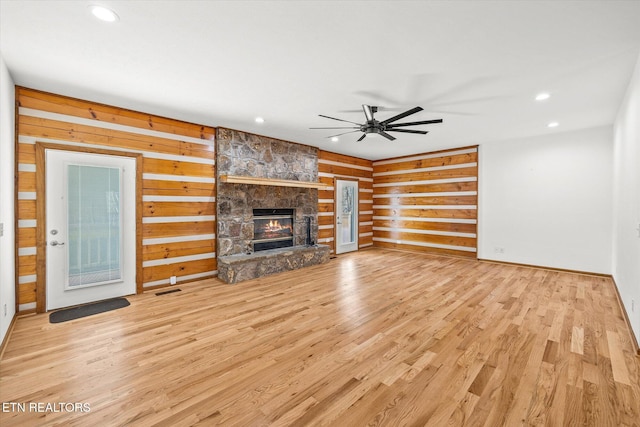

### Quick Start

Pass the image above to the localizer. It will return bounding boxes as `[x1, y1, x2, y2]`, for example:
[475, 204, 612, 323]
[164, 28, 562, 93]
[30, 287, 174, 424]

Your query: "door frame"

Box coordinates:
[333, 177, 359, 254]
[35, 142, 143, 313]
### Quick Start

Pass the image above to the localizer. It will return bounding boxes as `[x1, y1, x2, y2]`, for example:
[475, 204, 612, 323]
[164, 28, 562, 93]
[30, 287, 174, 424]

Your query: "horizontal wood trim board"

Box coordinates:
[318, 204, 335, 213]
[374, 219, 477, 234]
[17, 228, 36, 248]
[318, 216, 334, 226]
[360, 237, 373, 245]
[143, 222, 216, 239]
[318, 163, 373, 179]
[318, 150, 372, 169]
[373, 240, 477, 258]
[17, 150, 35, 164]
[372, 145, 478, 165]
[143, 239, 216, 261]
[17, 171, 36, 192]
[143, 158, 214, 178]
[143, 179, 216, 197]
[143, 202, 215, 217]
[17, 255, 36, 276]
[18, 87, 216, 140]
[143, 258, 217, 283]
[375, 230, 476, 248]
[19, 115, 214, 159]
[318, 229, 334, 239]
[373, 166, 478, 184]
[373, 195, 477, 206]
[18, 282, 37, 304]
[17, 200, 36, 219]
[374, 208, 477, 219]
[372, 152, 478, 173]
[373, 181, 478, 195]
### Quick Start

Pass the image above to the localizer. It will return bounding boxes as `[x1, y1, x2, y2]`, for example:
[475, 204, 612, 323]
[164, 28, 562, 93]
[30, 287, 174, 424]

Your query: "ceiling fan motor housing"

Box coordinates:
[361, 120, 385, 134]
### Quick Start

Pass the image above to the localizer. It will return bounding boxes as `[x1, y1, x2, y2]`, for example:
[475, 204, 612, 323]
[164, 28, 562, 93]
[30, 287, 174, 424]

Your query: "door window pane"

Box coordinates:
[67, 165, 122, 287]
[341, 185, 355, 244]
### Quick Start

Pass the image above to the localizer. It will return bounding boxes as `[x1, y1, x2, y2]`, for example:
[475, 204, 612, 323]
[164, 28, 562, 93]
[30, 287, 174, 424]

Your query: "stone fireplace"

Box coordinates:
[216, 128, 329, 283]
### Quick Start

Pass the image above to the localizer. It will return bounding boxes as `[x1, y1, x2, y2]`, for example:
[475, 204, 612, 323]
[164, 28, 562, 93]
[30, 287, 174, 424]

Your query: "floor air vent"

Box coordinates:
[155, 288, 182, 296]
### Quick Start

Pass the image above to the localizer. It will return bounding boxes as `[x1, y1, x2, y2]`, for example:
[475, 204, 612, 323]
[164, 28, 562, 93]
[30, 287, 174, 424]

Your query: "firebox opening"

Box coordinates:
[252, 208, 294, 252]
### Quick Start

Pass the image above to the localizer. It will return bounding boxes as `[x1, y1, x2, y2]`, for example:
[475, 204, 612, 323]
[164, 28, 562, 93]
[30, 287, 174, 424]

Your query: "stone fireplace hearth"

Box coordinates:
[216, 128, 329, 284]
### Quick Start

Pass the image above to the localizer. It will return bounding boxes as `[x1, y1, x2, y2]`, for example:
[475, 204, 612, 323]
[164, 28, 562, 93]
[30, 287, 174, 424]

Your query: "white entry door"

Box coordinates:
[46, 150, 136, 311]
[335, 179, 358, 254]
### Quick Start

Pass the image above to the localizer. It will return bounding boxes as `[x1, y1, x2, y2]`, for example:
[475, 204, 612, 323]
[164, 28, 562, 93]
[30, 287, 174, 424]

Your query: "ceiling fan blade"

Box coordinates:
[309, 126, 360, 129]
[362, 104, 374, 122]
[386, 119, 443, 128]
[339, 105, 402, 113]
[318, 114, 362, 125]
[387, 129, 429, 135]
[378, 131, 396, 141]
[326, 130, 362, 138]
[357, 134, 366, 142]
[380, 107, 424, 125]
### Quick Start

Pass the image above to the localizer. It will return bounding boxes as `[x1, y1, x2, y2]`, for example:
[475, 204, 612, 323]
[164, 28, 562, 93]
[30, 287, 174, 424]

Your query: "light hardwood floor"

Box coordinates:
[1, 248, 639, 426]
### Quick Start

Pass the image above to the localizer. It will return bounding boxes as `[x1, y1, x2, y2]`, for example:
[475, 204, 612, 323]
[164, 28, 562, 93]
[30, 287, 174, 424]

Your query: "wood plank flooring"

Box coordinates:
[1, 248, 639, 426]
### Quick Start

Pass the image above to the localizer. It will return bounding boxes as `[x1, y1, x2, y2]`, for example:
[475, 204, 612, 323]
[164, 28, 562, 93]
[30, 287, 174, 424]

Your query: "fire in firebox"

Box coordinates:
[257, 219, 293, 240]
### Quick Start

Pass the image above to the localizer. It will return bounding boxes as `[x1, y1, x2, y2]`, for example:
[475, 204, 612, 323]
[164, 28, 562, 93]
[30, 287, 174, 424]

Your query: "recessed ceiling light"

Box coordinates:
[330, 137, 339, 143]
[89, 5, 119, 22]
[548, 121, 559, 128]
[535, 92, 551, 101]
[255, 117, 265, 124]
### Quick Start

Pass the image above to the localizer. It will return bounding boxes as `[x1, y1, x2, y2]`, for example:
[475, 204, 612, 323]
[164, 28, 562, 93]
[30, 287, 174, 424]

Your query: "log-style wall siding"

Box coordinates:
[317, 151, 374, 253]
[15, 88, 217, 312]
[371, 146, 478, 258]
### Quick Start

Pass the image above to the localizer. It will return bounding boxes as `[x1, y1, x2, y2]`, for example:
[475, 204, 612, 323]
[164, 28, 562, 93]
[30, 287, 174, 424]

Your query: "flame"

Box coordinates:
[268, 220, 282, 230]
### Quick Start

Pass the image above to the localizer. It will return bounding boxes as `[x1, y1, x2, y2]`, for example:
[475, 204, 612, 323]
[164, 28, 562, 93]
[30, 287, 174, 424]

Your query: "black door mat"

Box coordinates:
[49, 297, 130, 324]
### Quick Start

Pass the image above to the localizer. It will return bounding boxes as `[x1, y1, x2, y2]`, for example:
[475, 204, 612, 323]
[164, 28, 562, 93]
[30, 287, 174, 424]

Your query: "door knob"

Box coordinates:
[50, 241, 65, 246]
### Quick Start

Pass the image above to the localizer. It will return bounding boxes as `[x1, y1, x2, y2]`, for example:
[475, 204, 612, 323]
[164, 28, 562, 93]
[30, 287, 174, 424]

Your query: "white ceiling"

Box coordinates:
[2, 1, 640, 160]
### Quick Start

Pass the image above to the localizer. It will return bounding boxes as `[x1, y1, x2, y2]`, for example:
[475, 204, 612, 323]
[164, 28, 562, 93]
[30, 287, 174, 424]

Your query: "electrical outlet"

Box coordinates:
[170, 276, 177, 285]
[0, 222, 3, 237]
[632, 299, 635, 313]
[3, 304, 6, 316]
[494, 247, 505, 254]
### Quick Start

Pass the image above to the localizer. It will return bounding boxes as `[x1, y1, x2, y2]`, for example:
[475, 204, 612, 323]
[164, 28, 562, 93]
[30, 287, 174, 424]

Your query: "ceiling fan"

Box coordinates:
[311, 105, 442, 141]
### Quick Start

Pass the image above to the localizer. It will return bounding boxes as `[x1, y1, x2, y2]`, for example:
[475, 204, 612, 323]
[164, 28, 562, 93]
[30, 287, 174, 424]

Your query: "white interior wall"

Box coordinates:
[478, 126, 613, 274]
[613, 53, 640, 344]
[0, 54, 16, 346]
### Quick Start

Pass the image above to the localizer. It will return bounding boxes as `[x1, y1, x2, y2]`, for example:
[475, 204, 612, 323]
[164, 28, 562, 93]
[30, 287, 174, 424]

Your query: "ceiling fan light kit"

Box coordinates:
[311, 105, 443, 141]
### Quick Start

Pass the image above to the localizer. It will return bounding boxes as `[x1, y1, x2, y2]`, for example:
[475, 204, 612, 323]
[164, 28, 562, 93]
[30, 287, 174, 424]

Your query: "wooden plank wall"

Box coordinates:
[15, 87, 217, 312]
[317, 151, 373, 253]
[371, 146, 478, 258]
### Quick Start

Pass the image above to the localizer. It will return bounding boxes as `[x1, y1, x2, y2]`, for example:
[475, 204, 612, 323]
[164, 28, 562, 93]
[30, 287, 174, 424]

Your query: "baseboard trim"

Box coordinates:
[478, 258, 610, 278]
[0, 314, 18, 361]
[610, 275, 640, 357]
